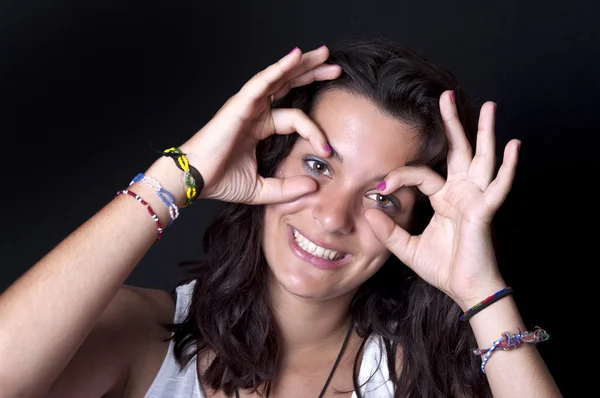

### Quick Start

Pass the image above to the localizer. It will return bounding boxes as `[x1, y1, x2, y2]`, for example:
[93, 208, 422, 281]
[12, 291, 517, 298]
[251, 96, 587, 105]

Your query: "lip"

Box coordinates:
[287, 226, 353, 270]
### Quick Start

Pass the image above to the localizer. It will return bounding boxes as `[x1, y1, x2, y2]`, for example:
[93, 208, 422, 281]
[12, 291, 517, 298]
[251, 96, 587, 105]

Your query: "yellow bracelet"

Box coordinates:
[162, 147, 202, 206]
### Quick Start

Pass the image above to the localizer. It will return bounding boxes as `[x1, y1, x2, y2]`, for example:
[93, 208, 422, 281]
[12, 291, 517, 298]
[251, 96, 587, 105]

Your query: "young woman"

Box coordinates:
[0, 39, 562, 397]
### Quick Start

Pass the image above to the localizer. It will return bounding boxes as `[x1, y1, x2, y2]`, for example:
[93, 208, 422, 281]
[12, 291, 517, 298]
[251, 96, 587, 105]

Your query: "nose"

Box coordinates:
[312, 190, 354, 235]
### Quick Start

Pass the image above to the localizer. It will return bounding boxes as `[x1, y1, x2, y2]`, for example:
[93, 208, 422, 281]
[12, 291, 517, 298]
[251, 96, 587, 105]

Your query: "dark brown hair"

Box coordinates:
[164, 37, 490, 397]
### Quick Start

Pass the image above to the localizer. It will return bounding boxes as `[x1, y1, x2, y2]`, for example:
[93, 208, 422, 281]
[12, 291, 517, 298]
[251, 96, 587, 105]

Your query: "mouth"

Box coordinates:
[288, 226, 352, 270]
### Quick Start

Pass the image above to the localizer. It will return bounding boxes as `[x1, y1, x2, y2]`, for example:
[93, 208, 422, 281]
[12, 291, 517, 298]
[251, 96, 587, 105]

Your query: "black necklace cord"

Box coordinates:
[234, 320, 354, 398]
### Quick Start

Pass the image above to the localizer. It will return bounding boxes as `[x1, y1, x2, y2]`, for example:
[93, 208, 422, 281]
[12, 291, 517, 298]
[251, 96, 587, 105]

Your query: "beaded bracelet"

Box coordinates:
[474, 326, 550, 373]
[162, 147, 204, 207]
[129, 173, 179, 225]
[116, 189, 163, 240]
[460, 287, 513, 322]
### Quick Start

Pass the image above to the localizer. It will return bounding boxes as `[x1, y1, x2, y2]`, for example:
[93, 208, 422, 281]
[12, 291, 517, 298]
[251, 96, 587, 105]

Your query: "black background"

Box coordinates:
[3, 0, 598, 395]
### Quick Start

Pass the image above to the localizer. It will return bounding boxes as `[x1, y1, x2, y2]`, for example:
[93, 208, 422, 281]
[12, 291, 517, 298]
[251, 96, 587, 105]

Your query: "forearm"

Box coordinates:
[467, 294, 562, 397]
[0, 157, 183, 396]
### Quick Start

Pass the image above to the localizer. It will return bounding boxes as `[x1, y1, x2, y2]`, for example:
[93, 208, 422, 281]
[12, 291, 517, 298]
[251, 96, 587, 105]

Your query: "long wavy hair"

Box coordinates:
[164, 38, 491, 398]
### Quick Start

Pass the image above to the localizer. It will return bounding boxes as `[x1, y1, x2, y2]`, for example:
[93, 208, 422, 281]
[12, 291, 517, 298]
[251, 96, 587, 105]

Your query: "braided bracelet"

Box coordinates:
[460, 287, 513, 322]
[129, 173, 179, 225]
[116, 189, 163, 240]
[474, 326, 550, 373]
[162, 147, 204, 207]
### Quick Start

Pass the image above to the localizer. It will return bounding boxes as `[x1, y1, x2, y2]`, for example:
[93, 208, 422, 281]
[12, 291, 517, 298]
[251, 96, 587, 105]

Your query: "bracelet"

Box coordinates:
[162, 147, 204, 207]
[129, 173, 179, 225]
[116, 189, 163, 240]
[459, 287, 513, 322]
[473, 326, 550, 373]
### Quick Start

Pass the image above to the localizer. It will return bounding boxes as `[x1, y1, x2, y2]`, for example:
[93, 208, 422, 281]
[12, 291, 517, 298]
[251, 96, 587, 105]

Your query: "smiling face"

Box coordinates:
[262, 89, 421, 300]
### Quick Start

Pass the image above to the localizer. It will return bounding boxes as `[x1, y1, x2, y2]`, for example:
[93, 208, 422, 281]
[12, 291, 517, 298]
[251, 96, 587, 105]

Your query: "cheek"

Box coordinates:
[357, 218, 391, 259]
[262, 194, 312, 239]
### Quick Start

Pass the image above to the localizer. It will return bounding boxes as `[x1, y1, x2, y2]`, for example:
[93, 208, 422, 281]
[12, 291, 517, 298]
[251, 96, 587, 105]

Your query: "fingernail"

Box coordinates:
[450, 90, 455, 103]
[289, 47, 298, 54]
[324, 143, 331, 153]
[377, 180, 386, 191]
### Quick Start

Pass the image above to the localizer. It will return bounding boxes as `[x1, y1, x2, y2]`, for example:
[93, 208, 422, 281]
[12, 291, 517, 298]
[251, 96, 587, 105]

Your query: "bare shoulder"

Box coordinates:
[120, 285, 177, 398]
[121, 284, 176, 325]
[46, 285, 176, 398]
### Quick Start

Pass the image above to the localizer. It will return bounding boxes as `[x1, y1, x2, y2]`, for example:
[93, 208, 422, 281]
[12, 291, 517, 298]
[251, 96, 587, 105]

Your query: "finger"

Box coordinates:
[483, 139, 520, 211]
[378, 165, 445, 197]
[239, 47, 303, 104]
[271, 63, 342, 100]
[253, 175, 317, 204]
[279, 45, 332, 84]
[440, 90, 472, 176]
[364, 209, 416, 266]
[270, 108, 332, 158]
[468, 101, 497, 190]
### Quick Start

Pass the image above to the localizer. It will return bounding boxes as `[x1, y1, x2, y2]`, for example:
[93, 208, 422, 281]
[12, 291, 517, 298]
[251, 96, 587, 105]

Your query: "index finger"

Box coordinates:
[378, 165, 445, 197]
[270, 108, 332, 158]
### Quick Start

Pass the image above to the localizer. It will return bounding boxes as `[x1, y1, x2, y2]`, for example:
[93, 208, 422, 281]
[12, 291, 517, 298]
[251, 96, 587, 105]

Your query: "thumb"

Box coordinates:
[364, 209, 415, 266]
[253, 175, 317, 204]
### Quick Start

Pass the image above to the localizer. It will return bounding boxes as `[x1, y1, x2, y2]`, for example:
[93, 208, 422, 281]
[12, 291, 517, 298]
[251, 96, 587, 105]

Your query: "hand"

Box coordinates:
[178, 46, 342, 204]
[364, 90, 520, 308]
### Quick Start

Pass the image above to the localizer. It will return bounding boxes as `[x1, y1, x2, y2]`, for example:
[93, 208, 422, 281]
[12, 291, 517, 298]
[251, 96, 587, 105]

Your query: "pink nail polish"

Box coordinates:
[377, 180, 386, 191]
[324, 143, 331, 153]
[450, 91, 455, 103]
[289, 47, 298, 54]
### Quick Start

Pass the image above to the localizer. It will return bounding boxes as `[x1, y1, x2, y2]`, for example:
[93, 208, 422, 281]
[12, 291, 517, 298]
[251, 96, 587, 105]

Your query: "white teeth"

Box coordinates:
[293, 229, 345, 261]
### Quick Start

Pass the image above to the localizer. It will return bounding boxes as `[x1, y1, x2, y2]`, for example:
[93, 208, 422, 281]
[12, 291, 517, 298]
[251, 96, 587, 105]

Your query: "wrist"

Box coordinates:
[467, 294, 526, 345]
[453, 277, 507, 312]
[178, 139, 223, 197]
[116, 183, 170, 237]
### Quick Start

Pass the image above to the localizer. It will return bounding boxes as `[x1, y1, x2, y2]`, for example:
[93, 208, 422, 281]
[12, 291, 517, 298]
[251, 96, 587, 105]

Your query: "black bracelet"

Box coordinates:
[459, 287, 513, 322]
[162, 147, 204, 205]
[162, 147, 187, 171]
[188, 164, 204, 202]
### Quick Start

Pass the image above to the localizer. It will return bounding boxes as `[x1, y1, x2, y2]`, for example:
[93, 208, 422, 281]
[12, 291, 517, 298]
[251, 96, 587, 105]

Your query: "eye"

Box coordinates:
[366, 192, 400, 212]
[375, 193, 391, 206]
[303, 157, 332, 178]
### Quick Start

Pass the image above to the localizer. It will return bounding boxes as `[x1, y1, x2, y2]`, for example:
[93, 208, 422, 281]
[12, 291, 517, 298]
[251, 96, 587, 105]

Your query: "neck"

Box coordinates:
[267, 274, 356, 363]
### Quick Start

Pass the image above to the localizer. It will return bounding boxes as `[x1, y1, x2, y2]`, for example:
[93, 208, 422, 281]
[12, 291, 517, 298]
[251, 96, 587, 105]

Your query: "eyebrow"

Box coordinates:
[321, 140, 423, 192]
[328, 142, 388, 183]
[327, 142, 344, 164]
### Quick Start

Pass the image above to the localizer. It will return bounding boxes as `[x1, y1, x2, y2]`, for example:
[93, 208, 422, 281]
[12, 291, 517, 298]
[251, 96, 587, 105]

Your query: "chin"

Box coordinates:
[268, 263, 363, 302]
[268, 263, 329, 299]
